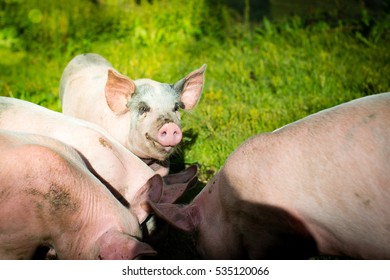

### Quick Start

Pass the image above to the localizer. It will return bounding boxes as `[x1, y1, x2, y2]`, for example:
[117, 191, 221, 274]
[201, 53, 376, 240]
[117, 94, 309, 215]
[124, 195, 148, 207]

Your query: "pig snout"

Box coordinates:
[157, 123, 182, 149]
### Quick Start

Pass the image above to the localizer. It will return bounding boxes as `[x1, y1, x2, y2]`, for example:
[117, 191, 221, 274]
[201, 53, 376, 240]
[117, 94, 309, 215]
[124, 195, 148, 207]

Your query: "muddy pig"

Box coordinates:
[0, 97, 197, 225]
[60, 53, 206, 175]
[0, 130, 156, 259]
[147, 92, 390, 259]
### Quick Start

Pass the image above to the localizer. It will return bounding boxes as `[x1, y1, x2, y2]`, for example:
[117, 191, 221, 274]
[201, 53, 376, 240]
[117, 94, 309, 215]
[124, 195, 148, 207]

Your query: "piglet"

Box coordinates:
[0, 130, 156, 259]
[60, 53, 206, 175]
[147, 92, 390, 259]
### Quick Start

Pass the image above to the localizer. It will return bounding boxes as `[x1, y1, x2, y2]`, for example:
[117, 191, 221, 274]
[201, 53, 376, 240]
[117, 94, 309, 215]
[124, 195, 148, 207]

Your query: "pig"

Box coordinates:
[0, 97, 197, 226]
[0, 130, 156, 259]
[146, 92, 390, 259]
[60, 53, 206, 175]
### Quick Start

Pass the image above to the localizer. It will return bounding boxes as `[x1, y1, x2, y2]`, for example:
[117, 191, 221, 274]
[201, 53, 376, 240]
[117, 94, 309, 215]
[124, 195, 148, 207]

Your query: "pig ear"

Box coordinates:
[105, 69, 136, 114]
[163, 165, 198, 185]
[96, 230, 156, 260]
[145, 201, 200, 232]
[160, 165, 198, 203]
[173, 64, 206, 110]
[160, 175, 198, 203]
[131, 174, 163, 222]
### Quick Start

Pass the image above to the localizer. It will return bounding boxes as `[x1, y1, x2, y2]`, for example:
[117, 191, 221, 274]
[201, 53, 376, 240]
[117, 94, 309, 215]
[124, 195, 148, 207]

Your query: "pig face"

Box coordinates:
[145, 173, 247, 259]
[127, 80, 185, 161]
[105, 65, 206, 161]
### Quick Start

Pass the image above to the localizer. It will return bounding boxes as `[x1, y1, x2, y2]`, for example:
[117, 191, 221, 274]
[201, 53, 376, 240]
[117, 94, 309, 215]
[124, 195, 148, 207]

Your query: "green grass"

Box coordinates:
[1, 0, 389, 260]
[1, 0, 389, 183]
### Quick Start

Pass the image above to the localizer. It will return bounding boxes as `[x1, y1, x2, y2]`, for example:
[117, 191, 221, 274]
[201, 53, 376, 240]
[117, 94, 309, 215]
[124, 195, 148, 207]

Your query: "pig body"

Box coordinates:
[0, 97, 196, 224]
[60, 53, 206, 175]
[0, 130, 155, 259]
[149, 92, 390, 259]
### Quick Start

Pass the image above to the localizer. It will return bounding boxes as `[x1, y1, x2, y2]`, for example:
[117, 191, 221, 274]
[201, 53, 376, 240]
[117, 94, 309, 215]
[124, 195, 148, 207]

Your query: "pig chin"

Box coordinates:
[144, 133, 175, 161]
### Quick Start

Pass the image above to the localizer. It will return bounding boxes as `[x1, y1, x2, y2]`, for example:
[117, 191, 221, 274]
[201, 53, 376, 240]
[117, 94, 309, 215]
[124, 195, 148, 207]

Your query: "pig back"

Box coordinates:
[60, 55, 114, 121]
[60, 53, 112, 102]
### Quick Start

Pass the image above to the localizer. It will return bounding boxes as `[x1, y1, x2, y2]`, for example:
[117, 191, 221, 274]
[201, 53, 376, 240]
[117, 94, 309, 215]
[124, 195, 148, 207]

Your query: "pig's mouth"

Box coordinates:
[145, 133, 174, 154]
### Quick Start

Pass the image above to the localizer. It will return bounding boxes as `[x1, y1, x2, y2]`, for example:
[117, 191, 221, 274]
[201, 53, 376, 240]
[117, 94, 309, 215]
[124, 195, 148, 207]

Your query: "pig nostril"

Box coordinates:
[157, 123, 182, 147]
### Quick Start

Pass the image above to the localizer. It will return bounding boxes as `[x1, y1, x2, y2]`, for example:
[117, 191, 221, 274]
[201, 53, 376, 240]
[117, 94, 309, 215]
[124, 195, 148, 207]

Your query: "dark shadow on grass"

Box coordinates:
[169, 128, 199, 174]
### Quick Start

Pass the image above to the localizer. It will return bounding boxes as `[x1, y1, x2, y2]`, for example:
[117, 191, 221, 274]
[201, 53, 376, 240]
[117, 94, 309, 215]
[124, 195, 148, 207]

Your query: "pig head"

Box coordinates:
[60, 53, 206, 175]
[0, 130, 156, 259]
[147, 169, 317, 259]
[147, 92, 390, 259]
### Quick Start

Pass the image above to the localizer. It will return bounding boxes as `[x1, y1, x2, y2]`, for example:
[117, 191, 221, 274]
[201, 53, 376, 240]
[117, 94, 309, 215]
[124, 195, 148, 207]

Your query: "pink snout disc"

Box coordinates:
[157, 123, 182, 148]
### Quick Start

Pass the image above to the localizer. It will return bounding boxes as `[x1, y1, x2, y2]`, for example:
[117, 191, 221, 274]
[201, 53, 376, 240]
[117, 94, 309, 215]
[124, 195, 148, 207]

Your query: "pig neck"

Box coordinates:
[191, 172, 242, 259]
[100, 109, 132, 149]
[89, 127, 156, 202]
[192, 172, 224, 224]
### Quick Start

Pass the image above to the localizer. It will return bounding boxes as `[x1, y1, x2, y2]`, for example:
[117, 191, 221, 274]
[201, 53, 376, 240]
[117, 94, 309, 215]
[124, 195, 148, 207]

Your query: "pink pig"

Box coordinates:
[0, 130, 156, 259]
[148, 92, 390, 259]
[0, 97, 197, 226]
[60, 53, 206, 175]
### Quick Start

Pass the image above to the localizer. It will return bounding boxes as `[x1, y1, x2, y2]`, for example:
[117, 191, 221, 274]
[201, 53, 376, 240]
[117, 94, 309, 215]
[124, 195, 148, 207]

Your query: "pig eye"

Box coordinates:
[174, 102, 184, 112]
[138, 103, 150, 115]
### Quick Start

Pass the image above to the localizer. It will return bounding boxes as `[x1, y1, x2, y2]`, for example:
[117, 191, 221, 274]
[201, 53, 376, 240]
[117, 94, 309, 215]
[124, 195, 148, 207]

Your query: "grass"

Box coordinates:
[0, 0, 389, 260]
